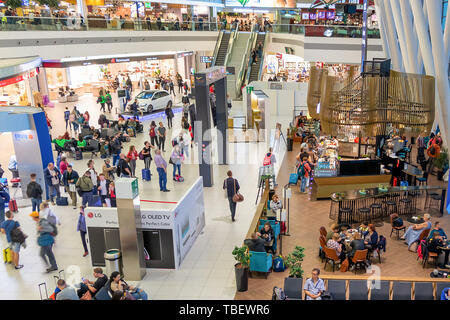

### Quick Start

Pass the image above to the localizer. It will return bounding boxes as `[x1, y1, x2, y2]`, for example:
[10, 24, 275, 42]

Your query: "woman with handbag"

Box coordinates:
[223, 170, 243, 222]
[109, 271, 148, 300]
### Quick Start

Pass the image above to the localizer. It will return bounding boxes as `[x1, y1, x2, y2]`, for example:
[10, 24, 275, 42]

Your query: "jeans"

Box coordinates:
[300, 176, 307, 193]
[151, 136, 159, 148]
[159, 136, 166, 151]
[129, 159, 136, 176]
[31, 198, 42, 212]
[49, 185, 61, 202]
[172, 164, 181, 178]
[144, 157, 151, 170]
[40, 245, 57, 269]
[80, 231, 88, 253]
[228, 197, 237, 220]
[167, 117, 172, 129]
[92, 185, 98, 196]
[157, 167, 167, 191]
[0, 207, 4, 225]
[81, 191, 93, 206]
[112, 153, 120, 166]
[65, 119, 70, 131]
[183, 145, 189, 158]
[131, 288, 148, 300]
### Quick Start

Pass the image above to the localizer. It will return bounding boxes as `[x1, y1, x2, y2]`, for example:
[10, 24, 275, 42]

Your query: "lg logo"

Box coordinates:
[87, 212, 101, 218]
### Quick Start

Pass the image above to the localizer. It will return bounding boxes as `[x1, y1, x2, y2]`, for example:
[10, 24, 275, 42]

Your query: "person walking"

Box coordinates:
[97, 94, 106, 113]
[157, 122, 167, 152]
[40, 201, 61, 226]
[87, 160, 98, 196]
[75, 205, 89, 257]
[30, 211, 58, 273]
[1, 211, 24, 269]
[76, 171, 94, 206]
[105, 91, 113, 113]
[126, 146, 138, 178]
[297, 156, 311, 193]
[62, 165, 79, 209]
[165, 104, 174, 129]
[169, 80, 175, 96]
[182, 93, 190, 120]
[117, 153, 132, 178]
[176, 73, 183, 94]
[44, 163, 61, 205]
[149, 121, 159, 149]
[223, 170, 240, 222]
[64, 107, 71, 131]
[145, 15, 152, 30]
[130, 98, 140, 120]
[170, 144, 183, 180]
[59, 156, 69, 175]
[26, 173, 43, 212]
[154, 150, 169, 192]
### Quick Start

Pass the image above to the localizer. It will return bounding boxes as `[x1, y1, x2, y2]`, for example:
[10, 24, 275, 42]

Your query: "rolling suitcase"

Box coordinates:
[56, 197, 68, 206]
[38, 282, 49, 300]
[8, 199, 18, 213]
[289, 173, 299, 185]
[142, 169, 151, 181]
[3, 247, 11, 264]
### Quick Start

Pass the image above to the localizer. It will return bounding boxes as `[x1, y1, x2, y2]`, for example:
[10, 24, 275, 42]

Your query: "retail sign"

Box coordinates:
[200, 56, 214, 64]
[111, 58, 130, 63]
[177, 52, 193, 58]
[139, 210, 173, 229]
[115, 177, 139, 199]
[276, 53, 283, 60]
[269, 82, 283, 90]
[0, 68, 39, 88]
[144, 2, 151, 8]
[237, 0, 250, 6]
[246, 86, 253, 95]
[13, 133, 34, 141]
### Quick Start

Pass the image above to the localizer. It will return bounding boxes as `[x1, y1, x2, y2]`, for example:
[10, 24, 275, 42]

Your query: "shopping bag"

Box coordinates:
[104, 198, 111, 207]
[69, 184, 76, 193]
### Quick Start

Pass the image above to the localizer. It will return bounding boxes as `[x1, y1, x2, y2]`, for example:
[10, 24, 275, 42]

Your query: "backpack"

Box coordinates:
[10, 224, 26, 244]
[183, 121, 190, 130]
[150, 127, 156, 137]
[417, 240, 427, 260]
[272, 287, 286, 300]
[273, 256, 285, 272]
[393, 217, 403, 227]
[172, 139, 178, 147]
[297, 162, 306, 177]
[116, 160, 123, 177]
[263, 153, 272, 166]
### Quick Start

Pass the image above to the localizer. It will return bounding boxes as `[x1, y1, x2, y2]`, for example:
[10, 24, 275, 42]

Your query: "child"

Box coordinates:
[77, 206, 88, 257]
[358, 221, 369, 233]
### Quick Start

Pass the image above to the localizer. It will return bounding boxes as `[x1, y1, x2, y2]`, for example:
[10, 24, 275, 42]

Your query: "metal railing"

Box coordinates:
[223, 22, 239, 68]
[0, 17, 380, 39]
[234, 30, 256, 98]
[212, 30, 224, 67]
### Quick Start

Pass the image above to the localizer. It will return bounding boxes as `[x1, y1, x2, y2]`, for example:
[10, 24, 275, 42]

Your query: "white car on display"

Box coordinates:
[130, 90, 173, 113]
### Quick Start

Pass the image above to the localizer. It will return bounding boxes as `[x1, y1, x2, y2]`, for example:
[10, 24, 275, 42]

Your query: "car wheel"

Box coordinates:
[167, 101, 172, 108]
[147, 105, 153, 113]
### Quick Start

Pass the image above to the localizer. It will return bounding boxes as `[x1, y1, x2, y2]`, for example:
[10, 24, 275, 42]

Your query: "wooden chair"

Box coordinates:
[418, 241, 439, 268]
[319, 226, 327, 238]
[418, 229, 430, 242]
[319, 236, 327, 262]
[351, 249, 368, 274]
[323, 246, 341, 272]
[390, 213, 406, 239]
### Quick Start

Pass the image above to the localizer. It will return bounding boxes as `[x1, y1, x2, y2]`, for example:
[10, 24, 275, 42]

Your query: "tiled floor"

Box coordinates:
[0, 92, 288, 299]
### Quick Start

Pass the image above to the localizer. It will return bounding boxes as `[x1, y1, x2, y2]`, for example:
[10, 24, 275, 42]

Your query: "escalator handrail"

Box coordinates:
[244, 29, 260, 87]
[235, 30, 257, 97]
[212, 30, 224, 67]
[224, 22, 239, 67]
[257, 32, 269, 82]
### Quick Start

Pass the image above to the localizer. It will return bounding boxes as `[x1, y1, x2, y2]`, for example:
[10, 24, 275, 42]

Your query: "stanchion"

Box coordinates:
[283, 184, 292, 237]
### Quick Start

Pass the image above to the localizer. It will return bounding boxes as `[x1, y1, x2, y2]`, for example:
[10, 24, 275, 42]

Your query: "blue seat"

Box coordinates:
[259, 219, 280, 251]
[249, 251, 273, 279]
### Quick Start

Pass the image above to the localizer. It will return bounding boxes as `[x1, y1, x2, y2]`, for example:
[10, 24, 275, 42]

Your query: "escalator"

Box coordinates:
[243, 33, 267, 89]
[213, 31, 231, 66]
[226, 32, 252, 99]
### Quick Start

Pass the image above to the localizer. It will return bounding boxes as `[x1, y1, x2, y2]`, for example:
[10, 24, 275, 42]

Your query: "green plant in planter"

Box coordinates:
[434, 148, 448, 171]
[232, 246, 251, 269]
[284, 246, 305, 278]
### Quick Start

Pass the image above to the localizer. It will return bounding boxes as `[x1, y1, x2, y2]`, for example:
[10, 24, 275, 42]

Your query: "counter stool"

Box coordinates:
[338, 208, 352, 225]
[358, 208, 371, 223]
[398, 198, 413, 216]
[428, 194, 443, 216]
[383, 201, 398, 216]
[417, 172, 428, 186]
[370, 203, 383, 221]
[425, 191, 439, 209]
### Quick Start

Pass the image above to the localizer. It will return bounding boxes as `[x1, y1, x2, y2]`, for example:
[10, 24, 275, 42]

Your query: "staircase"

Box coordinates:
[214, 32, 231, 66]
[248, 33, 266, 83]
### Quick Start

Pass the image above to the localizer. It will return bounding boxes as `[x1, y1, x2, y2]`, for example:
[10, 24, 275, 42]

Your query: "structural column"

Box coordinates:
[378, 0, 403, 71]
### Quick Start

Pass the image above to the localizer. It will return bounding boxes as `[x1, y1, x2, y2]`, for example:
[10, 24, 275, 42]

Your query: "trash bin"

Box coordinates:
[104, 249, 123, 276]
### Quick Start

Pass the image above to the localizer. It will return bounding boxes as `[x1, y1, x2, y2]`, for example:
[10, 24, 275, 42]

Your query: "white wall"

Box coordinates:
[0, 31, 218, 60]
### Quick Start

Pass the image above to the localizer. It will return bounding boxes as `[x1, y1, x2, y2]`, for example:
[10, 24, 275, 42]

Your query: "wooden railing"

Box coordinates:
[245, 180, 270, 241]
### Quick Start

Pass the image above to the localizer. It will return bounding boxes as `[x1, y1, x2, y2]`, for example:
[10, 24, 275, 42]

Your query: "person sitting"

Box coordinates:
[55, 279, 79, 300]
[269, 194, 282, 219]
[363, 224, 378, 252]
[347, 232, 365, 264]
[427, 232, 450, 268]
[127, 118, 137, 136]
[77, 135, 87, 150]
[304, 268, 325, 300]
[109, 271, 148, 300]
[401, 213, 432, 247]
[326, 233, 346, 262]
[358, 221, 369, 234]
[428, 221, 447, 241]
[257, 222, 275, 253]
[326, 224, 339, 242]
[117, 116, 127, 132]
[244, 232, 267, 252]
[77, 267, 108, 299]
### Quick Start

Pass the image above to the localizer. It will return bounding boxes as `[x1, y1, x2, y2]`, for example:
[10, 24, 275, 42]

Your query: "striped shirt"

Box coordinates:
[327, 239, 341, 256]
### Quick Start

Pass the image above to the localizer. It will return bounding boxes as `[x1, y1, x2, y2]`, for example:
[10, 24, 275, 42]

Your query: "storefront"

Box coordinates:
[0, 56, 44, 107]
[42, 51, 193, 100]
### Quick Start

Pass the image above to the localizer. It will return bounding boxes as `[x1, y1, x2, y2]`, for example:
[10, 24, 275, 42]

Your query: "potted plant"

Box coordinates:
[434, 148, 448, 181]
[232, 246, 251, 292]
[284, 246, 305, 292]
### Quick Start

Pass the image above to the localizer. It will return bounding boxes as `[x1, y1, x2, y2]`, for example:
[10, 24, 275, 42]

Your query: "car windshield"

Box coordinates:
[136, 92, 154, 99]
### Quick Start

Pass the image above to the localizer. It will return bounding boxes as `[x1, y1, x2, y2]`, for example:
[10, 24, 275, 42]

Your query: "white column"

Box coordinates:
[374, 0, 391, 59]
[380, 0, 404, 71]
[426, 0, 450, 146]
[399, 0, 420, 74]
[390, 0, 412, 72]
[444, 2, 450, 61]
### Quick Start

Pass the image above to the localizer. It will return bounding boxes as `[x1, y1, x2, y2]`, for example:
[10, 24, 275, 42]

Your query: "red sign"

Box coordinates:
[276, 53, 283, 60]
[0, 68, 39, 88]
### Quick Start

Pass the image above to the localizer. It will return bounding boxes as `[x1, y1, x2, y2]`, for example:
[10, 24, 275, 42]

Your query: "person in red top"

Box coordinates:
[59, 157, 69, 175]
[297, 156, 311, 193]
[149, 121, 159, 149]
[126, 145, 138, 178]
[107, 181, 116, 207]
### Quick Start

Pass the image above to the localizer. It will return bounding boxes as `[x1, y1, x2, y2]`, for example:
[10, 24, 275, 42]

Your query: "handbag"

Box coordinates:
[232, 179, 244, 203]
[69, 184, 76, 193]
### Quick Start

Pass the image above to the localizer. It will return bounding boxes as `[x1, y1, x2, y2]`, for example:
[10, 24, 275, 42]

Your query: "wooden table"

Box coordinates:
[402, 164, 423, 186]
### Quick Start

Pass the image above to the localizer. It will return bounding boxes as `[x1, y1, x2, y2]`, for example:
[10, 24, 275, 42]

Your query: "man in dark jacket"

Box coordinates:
[63, 165, 79, 209]
[130, 99, 139, 120]
[43, 163, 61, 205]
[76, 171, 94, 206]
[223, 170, 240, 222]
[0, 187, 10, 224]
[244, 233, 266, 252]
[26, 173, 43, 212]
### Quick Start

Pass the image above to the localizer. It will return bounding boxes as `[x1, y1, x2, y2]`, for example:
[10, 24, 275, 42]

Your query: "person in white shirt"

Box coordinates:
[40, 201, 61, 226]
[97, 174, 108, 206]
[87, 160, 98, 195]
[8, 155, 19, 179]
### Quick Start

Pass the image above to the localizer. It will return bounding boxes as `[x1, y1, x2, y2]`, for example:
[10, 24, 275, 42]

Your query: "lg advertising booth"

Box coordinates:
[86, 177, 206, 276]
